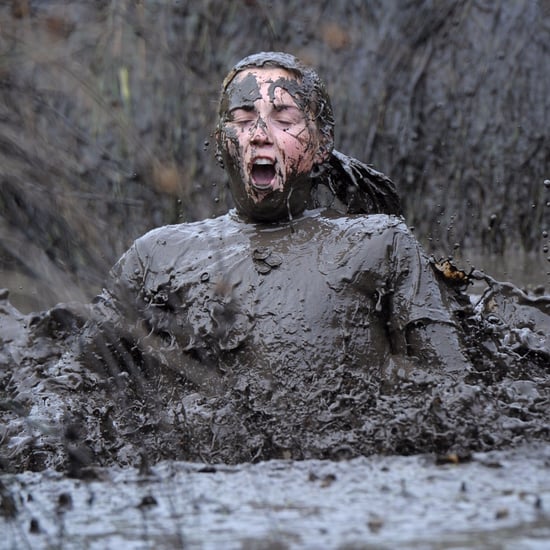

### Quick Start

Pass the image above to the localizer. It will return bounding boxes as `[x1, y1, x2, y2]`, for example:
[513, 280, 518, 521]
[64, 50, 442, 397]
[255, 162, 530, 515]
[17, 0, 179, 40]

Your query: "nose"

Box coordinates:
[250, 117, 273, 145]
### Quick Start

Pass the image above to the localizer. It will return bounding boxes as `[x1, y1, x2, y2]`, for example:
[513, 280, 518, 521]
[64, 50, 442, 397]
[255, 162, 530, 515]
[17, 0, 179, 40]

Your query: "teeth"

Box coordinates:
[253, 159, 274, 165]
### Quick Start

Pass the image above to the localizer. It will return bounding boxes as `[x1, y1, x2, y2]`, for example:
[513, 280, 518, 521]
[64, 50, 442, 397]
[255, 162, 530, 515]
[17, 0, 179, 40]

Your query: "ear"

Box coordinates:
[314, 147, 330, 165]
[311, 126, 333, 166]
[214, 128, 225, 168]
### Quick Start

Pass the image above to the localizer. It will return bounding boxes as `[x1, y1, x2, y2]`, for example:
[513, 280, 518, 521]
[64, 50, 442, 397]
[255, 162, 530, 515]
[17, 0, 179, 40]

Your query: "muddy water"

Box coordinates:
[466, 253, 549, 295]
[2, 210, 550, 547]
[1, 264, 550, 548]
[2, 443, 549, 549]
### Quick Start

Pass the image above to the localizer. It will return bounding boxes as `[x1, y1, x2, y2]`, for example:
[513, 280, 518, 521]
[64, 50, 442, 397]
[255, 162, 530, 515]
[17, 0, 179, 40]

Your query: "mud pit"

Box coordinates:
[1, 3, 550, 547]
[1, 225, 550, 547]
[1, 186, 550, 548]
[1, 218, 550, 459]
[0, 209, 548, 471]
[2, 443, 550, 549]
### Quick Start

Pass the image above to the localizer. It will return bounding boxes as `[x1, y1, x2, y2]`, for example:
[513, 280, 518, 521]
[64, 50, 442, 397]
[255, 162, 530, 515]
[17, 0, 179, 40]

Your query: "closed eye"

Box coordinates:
[272, 105, 303, 128]
[272, 116, 295, 128]
[229, 107, 256, 125]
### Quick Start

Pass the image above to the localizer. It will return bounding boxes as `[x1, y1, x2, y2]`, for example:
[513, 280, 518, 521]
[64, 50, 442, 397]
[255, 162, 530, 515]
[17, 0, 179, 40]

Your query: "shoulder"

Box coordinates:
[321, 211, 409, 239]
[315, 212, 419, 271]
[352, 213, 407, 234]
[111, 212, 242, 280]
[133, 212, 240, 254]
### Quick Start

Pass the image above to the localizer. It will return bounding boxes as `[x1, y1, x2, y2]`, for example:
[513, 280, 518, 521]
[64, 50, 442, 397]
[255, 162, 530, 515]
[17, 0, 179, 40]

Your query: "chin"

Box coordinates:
[240, 197, 290, 222]
[248, 187, 276, 204]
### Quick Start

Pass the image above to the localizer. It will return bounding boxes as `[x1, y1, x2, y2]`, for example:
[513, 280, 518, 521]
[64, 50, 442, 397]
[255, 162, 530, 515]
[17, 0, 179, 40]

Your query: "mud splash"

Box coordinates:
[1, 213, 549, 475]
[1, 220, 549, 549]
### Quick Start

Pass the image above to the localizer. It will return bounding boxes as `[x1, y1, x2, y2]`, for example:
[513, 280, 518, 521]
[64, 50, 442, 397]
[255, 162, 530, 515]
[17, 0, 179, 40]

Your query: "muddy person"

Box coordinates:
[4, 52, 549, 472]
[1, 51, 486, 471]
[91, 51, 471, 372]
[78, 51, 475, 454]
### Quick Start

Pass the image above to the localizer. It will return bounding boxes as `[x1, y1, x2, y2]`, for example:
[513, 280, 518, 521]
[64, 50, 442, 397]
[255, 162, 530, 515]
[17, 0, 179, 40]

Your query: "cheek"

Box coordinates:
[221, 128, 244, 161]
[279, 131, 315, 170]
[229, 127, 257, 162]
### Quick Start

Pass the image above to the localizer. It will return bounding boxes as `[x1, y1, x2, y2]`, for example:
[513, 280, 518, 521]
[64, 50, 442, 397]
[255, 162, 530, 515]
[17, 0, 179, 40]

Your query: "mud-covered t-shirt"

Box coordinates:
[98, 209, 455, 379]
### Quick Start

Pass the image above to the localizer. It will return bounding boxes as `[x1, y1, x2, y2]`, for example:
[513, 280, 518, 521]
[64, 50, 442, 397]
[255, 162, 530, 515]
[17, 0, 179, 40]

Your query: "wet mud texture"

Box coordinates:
[1, 217, 549, 475]
[2, 443, 549, 549]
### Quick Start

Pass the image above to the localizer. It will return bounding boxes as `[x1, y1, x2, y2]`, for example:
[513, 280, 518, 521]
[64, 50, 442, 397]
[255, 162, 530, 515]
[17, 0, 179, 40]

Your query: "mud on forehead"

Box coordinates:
[221, 71, 309, 116]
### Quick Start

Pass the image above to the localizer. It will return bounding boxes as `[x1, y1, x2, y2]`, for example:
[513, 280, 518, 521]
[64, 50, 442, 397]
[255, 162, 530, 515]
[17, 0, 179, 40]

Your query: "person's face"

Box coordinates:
[218, 68, 324, 221]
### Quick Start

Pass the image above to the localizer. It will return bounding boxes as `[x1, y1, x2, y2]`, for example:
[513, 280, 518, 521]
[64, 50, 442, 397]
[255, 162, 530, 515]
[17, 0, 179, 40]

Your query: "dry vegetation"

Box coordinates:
[1, 0, 549, 310]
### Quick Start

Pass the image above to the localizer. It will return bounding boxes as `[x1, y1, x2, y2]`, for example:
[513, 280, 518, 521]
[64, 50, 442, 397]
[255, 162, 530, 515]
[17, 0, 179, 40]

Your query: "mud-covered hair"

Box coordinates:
[217, 52, 401, 217]
[217, 51, 335, 159]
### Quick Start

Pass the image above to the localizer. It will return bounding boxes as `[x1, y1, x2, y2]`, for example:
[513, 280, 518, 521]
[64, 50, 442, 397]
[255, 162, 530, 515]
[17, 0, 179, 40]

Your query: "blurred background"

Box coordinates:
[1, 0, 549, 312]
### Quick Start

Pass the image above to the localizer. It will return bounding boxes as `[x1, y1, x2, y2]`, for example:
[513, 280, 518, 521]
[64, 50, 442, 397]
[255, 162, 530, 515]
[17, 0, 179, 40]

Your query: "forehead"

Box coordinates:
[223, 67, 304, 111]
[234, 67, 297, 86]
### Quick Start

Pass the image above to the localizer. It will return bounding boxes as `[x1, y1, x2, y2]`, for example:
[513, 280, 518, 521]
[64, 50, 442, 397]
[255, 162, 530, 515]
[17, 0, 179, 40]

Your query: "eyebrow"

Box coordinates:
[273, 103, 301, 112]
[229, 103, 300, 112]
[229, 105, 255, 112]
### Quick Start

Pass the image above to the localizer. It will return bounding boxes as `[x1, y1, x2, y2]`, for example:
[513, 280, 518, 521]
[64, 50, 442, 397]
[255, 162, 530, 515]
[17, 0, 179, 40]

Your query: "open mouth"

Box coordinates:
[251, 158, 277, 189]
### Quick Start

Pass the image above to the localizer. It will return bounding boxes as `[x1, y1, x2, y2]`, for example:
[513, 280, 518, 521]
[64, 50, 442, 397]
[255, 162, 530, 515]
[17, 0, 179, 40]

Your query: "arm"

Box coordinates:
[406, 320, 472, 375]
[388, 224, 473, 374]
[78, 235, 224, 395]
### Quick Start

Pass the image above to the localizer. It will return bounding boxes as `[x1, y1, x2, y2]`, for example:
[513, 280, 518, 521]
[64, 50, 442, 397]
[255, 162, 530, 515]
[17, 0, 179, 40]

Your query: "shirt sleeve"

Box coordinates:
[388, 226, 457, 332]
[88, 241, 146, 332]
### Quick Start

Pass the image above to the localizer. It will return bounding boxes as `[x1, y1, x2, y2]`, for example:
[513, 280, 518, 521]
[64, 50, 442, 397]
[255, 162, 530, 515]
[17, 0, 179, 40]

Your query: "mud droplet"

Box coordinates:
[368, 516, 384, 533]
[255, 262, 272, 274]
[0, 490, 18, 518]
[29, 517, 40, 533]
[544, 179, 550, 189]
[57, 492, 73, 511]
[253, 247, 272, 261]
[137, 495, 157, 508]
[495, 507, 509, 520]
[264, 253, 282, 268]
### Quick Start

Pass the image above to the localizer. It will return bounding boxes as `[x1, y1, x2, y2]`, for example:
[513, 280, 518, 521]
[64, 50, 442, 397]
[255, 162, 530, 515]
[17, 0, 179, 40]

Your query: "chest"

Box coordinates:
[163, 228, 389, 366]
